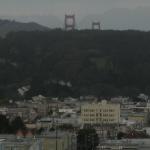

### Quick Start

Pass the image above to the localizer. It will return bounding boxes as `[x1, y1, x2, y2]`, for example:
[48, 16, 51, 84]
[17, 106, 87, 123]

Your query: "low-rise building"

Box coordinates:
[39, 132, 76, 150]
[0, 138, 42, 150]
[0, 132, 76, 150]
[96, 139, 150, 150]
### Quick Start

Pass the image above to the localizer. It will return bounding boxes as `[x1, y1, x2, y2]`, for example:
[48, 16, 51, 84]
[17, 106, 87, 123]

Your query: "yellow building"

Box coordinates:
[40, 132, 75, 150]
[128, 113, 145, 123]
[81, 100, 120, 124]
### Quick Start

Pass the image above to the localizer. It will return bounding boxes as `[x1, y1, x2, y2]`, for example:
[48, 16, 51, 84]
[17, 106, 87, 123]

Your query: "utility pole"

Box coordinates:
[56, 120, 58, 150]
[55, 103, 59, 150]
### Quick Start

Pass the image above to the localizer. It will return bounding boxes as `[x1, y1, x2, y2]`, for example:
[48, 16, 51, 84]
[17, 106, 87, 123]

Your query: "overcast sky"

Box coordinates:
[1, 0, 150, 17]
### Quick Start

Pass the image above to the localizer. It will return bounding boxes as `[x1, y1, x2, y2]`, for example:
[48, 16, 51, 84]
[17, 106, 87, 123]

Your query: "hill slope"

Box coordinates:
[0, 19, 50, 37]
[0, 30, 150, 99]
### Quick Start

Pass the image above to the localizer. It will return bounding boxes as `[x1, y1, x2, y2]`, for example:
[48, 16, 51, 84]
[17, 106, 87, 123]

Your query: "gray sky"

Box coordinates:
[1, 0, 150, 17]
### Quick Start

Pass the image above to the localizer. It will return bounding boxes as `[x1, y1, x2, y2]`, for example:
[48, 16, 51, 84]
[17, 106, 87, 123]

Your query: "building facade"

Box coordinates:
[81, 100, 120, 125]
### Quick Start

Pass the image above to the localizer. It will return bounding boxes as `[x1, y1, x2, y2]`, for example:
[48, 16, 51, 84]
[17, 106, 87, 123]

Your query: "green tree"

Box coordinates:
[77, 127, 99, 150]
[0, 115, 10, 133]
[10, 116, 26, 133]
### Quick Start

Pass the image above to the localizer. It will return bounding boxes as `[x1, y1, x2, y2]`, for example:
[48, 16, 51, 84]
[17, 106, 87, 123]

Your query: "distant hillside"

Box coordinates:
[0, 30, 150, 99]
[0, 15, 63, 29]
[0, 19, 50, 37]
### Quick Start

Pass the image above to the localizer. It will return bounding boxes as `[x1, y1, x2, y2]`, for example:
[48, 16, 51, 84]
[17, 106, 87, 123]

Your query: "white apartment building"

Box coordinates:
[81, 100, 120, 124]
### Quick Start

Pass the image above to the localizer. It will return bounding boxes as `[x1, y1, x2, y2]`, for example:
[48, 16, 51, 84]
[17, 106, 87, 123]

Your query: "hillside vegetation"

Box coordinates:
[0, 30, 150, 99]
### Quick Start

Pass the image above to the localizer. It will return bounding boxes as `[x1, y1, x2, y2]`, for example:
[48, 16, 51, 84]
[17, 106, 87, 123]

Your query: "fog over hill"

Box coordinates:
[80, 7, 150, 30]
[2, 7, 150, 31]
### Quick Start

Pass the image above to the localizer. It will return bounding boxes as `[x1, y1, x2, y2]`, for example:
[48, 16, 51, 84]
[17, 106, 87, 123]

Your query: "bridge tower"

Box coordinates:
[92, 22, 101, 30]
[65, 14, 76, 30]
